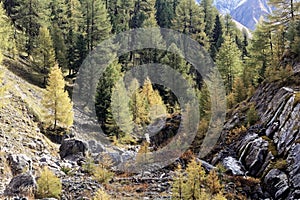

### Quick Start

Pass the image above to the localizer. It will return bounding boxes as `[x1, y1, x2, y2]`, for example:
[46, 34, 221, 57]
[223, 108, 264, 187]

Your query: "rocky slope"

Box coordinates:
[0, 60, 172, 199]
[209, 66, 300, 199]
[1, 56, 300, 200]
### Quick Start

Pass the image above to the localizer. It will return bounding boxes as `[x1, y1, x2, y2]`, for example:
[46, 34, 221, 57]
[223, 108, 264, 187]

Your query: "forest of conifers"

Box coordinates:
[0, 0, 299, 142]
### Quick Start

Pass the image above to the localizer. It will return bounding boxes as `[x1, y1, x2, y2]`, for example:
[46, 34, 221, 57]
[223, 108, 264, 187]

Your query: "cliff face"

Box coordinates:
[211, 71, 300, 199]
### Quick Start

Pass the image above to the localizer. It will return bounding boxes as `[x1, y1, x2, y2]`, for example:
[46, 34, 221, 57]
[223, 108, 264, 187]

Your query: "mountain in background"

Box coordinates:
[198, 0, 272, 30]
[213, 0, 241, 13]
[231, 0, 272, 30]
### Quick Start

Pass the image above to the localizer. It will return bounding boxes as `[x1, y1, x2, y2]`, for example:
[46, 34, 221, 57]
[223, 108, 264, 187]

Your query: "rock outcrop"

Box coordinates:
[212, 75, 300, 199]
[59, 139, 88, 161]
[4, 172, 36, 197]
[7, 154, 32, 176]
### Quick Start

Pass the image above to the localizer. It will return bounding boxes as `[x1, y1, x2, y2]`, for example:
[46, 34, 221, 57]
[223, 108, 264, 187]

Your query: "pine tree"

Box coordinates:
[216, 35, 243, 94]
[65, 0, 84, 75]
[198, 83, 211, 119]
[210, 14, 223, 60]
[271, 25, 286, 66]
[39, 0, 51, 27]
[173, 0, 208, 48]
[155, 0, 175, 28]
[33, 26, 56, 85]
[223, 14, 236, 37]
[132, 86, 149, 125]
[51, 23, 68, 70]
[287, 20, 300, 55]
[161, 43, 190, 77]
[48, 0, 68, 69]
[73, 34, 88, 73]
[129, 78, 148, 136]
[109, 79, 134, 139]
[160, 43, 194, 111]
[107, 0, 134, 33]
[248, 20, 272, 81]
[232, 77, 247, 104]
[130, 0, 157, 28]
[49, 0, 68, 31]
[9, 0, 41, 55]
[96, 61, 122, 128]
[141, 78, 166, 123]
[42, 64, 74, 130]
[241, 28, 249, 59]
[82, 0, 112, 51]
[200, 0, 217, 41]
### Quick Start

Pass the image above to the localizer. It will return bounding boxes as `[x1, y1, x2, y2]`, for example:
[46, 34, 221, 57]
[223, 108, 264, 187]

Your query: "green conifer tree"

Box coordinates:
[48, 0, 68, 70]
[200, 0, 217, 41]
[96, 61, 122, 128]
[155, 0, 175, 28]
[33, 26, 56, 85]
[173, 0, 208, 48]
[9, 0, 41, 55]
[248, 20, 272, 81]
[268, 0, 300, 28]
[82, 0, 112, 51]
[130, 0, 157, 28]
[65, 0, 83, 75]
[51, 23, 68, 70]
[109, 80, 134, 139]
[107, 0, 134, 33]
[210, 14, 223, 60]
[216, 35, 243, 94]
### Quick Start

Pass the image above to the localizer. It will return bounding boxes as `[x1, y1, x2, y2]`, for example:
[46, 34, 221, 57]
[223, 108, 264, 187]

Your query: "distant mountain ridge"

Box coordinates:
[197, 0, 272, 30]
[230, 0, 272, 30]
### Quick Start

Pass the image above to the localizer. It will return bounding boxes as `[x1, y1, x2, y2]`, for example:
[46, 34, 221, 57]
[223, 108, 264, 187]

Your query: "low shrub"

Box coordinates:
[93, 188, 110, 200]
[36, 167, 62, 199]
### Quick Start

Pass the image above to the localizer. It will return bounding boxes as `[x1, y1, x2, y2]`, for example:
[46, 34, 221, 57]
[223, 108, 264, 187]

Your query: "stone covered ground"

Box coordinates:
[0, 63, 300, 199]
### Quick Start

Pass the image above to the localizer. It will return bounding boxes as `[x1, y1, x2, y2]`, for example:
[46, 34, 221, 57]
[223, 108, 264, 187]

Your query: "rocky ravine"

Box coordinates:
[1, 60, 300, 200]
[0, 65, 172, 199]
[210, 72, 300, 199]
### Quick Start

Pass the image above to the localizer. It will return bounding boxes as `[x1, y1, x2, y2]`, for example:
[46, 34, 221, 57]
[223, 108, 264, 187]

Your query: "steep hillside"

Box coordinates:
[0, 59, 172, 199]
[0, 62, 59, 196]
[209, 66, 300, 199]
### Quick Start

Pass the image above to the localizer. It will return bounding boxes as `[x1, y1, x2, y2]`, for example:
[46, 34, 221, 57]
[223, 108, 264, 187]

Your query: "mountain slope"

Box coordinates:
[208, 66, 300, 199]
[205, 0, 272, 30]
[213, 0, 241, 13]
[231, 0, 272, 30]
